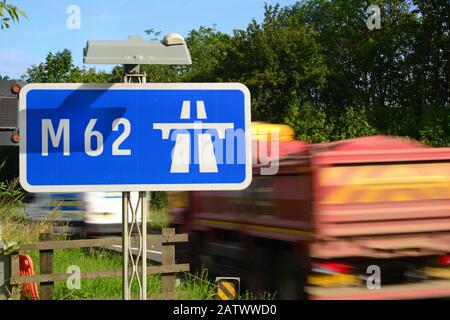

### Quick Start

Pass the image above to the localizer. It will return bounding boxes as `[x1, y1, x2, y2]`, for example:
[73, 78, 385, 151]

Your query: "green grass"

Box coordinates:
[179, 269, 217, 300]
[0, 181, 272, 300]
[25, 248, 218, 300]
[0, 178, 62, 245]
[27, 248, 158, 300]
[1, 198, 218, 300]
[23, 248, 274, 300]
[239, 290, 277, 300]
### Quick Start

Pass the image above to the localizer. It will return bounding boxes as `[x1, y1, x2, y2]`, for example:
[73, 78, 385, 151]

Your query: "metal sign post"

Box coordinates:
[122, 191, 148, 299]
[122, 67, 148, 300]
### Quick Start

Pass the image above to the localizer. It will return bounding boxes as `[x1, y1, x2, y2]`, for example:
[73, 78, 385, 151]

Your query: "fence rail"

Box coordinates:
[20, 233, 188, 251]
[8, 228, 189, 300]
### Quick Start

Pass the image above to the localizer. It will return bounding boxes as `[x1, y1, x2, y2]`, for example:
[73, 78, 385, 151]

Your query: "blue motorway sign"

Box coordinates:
[19, 83, 251, 192]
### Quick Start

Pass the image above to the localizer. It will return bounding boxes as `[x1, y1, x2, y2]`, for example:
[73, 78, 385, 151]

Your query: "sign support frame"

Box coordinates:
[122, 67, 148, 300]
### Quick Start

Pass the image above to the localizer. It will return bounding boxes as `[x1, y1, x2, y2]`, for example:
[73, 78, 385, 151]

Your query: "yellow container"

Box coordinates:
[251, 122, 295, 142]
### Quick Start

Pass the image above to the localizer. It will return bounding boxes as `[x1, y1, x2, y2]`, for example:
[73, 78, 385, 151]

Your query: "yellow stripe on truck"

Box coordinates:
[320, 163, 450, 204]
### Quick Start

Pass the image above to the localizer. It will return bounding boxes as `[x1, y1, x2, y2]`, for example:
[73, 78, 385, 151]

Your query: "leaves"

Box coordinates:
[278, 0, 449, 145]
[284, 101, 332, 143]
[17, 1, 449, 146]
[22, 49, 117, 83]
[0, 1, 26, 29]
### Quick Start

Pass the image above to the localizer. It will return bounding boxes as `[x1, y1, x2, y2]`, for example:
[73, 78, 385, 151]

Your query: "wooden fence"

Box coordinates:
[9, 228, 189, 300]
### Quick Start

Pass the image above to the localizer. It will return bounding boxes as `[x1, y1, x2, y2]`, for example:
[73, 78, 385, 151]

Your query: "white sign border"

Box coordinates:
[19, 83, 252, 192]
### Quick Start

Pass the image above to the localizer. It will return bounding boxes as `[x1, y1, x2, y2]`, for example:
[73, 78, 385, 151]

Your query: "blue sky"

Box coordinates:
[0, 0, 297, 79]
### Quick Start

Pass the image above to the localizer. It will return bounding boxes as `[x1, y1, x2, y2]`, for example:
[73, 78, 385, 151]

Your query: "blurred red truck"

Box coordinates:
[169, 127, 450, 299]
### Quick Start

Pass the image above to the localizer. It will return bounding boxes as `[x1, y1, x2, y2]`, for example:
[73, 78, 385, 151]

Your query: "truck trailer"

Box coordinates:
[169, 128, 450, 299]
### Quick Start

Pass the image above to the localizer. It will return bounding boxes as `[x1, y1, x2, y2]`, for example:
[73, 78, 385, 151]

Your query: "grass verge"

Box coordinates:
[1, 181, 273, 300]
[24, 248, 216, 300]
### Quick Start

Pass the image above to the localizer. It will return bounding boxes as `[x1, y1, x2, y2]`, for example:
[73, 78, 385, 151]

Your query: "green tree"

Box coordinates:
[332, 106, 377, 140]
[411, 0, 450, 142]
[140, 26, 232, 83]
[183, 25, 232, 82]
[0, 0, 26, 29]
[419, 106, 450, 147]
[140, 64, 182, 83]
[19, 1, 449, 146]
[284, 101, 332, 143]
[218, 4, 328, 127]
[284, 0, 448, 145]
[23, 49, 115, 83]
[23, 49, 78, 83]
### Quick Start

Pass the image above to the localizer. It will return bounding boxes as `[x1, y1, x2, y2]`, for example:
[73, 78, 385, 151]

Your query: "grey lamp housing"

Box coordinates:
[83, 34, 191, 65]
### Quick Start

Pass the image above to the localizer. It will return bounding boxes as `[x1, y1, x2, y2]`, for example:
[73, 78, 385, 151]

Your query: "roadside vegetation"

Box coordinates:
[1, 180, 273, 300]
[0, 179, 54, 244]
[16, 1, 450, 148]
[0, 183, 206, 300]
[0, 186, 211, 300]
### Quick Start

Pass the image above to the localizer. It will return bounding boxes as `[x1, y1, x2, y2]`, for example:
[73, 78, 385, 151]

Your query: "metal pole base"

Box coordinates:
[122, 69, 149, 300]
[122, 192, 148, 300]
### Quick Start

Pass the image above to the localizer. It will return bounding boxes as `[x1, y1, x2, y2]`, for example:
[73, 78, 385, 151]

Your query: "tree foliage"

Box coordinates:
[23, 49, 114, 83]
[20, 1, 449, 146]
[283, 0, 449, 144]
[0, 0, 26, 29]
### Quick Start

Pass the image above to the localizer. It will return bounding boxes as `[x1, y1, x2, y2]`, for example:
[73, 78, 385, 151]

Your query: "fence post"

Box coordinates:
[161, 228, 175, 298]
[8, 254, 20, 299]
[39, 233, 54, 300]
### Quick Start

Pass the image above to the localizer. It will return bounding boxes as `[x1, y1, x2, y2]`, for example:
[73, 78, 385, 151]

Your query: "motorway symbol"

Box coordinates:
[19, 83, 252, 192]
[153, 100, 234, 173]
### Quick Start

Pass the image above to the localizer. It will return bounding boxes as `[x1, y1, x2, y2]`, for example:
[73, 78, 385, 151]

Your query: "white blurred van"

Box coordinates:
[25, 192, 144, 236]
